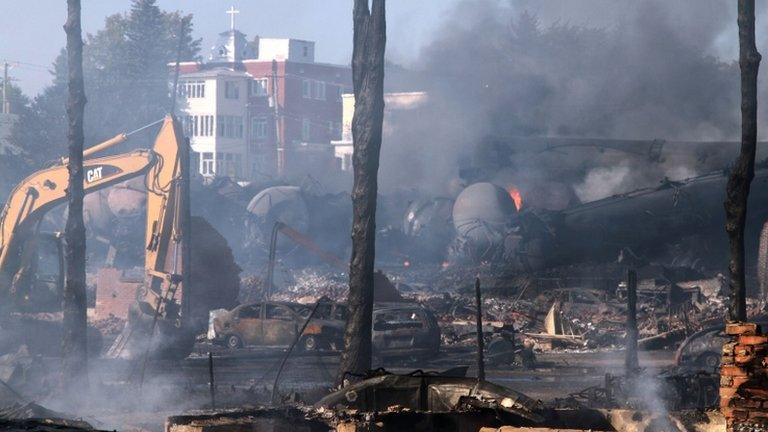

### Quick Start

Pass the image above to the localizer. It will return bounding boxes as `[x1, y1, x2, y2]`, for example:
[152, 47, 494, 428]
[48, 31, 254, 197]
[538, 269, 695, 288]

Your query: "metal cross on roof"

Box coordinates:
[226, 6, 240, 31]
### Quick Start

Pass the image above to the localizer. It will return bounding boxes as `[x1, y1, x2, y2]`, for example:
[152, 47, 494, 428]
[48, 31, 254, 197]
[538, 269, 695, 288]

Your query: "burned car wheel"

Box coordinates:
[698, 352, 720, 369]
[300, 335, 318, 352]
[226, 334, 242, 349]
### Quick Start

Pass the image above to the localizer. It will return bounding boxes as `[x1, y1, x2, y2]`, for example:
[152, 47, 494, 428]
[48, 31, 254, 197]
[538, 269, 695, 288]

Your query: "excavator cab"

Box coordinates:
[0, 227, 64, 314]
[19, 231, 64, 313]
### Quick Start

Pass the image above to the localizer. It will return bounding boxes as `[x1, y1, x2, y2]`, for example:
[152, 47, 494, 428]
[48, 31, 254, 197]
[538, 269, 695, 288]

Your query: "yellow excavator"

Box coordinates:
[0, 115, 192, 359]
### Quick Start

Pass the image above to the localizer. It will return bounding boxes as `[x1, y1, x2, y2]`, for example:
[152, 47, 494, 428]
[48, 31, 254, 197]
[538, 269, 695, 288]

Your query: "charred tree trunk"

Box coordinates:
[725, 0, 761, 322]
[61, 0, 88, 390]
[337, 0, 386, 385]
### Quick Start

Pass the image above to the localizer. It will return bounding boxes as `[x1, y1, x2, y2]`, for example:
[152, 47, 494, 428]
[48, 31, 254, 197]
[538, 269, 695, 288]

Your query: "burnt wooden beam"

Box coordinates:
[625, 269, 639, 374]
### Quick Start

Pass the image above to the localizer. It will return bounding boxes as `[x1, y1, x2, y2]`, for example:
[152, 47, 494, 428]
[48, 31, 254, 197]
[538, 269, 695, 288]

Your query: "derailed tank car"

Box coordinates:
[440, 168, 768, 275]
[446, 182, 551, 271]
[543, 168, 768, 269]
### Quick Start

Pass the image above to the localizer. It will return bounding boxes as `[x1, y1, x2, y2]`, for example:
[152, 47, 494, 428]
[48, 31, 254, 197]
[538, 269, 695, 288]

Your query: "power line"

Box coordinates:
[0, 59, 51, 70]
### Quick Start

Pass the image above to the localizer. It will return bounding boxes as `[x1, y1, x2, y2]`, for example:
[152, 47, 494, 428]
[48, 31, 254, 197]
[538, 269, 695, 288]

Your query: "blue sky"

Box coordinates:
[0, 0, 749, 97]
[0, 0, 463, 96]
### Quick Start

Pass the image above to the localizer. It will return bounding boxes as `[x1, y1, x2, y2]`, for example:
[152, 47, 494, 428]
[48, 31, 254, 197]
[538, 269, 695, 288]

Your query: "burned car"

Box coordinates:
[675, 318, 768, 371]
[372, 303, 441, 361]
[208, 301, 345, 351]
[674, 325, 726, 371]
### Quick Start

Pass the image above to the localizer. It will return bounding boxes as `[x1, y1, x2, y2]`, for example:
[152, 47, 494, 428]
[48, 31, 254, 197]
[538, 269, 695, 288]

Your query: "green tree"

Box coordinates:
[6, 0, 200, 194]
[0, 83, 35, 199]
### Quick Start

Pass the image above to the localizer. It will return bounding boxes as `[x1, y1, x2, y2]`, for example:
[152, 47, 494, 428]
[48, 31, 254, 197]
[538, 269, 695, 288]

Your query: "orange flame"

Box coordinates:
[508, 187, 523, 211]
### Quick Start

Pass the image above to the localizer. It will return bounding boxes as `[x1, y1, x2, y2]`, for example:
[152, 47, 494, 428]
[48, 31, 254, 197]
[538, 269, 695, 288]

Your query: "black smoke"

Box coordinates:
[378, 0, 761, 206]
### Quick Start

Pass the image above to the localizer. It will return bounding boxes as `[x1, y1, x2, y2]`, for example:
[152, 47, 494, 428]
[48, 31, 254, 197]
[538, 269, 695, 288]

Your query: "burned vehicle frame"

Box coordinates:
[675, 318, 768, 371]
[209, 300, 345, 351]
[372, 303, 441, 362]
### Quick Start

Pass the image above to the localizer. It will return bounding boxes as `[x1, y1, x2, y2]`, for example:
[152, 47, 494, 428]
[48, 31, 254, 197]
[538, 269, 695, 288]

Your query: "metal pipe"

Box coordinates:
[208, 351, 216, 409]
[625, 268, 639, 374]
[169, 18, 187, 115]
[272, 300, 322, 404]
[82, 133, 127, 158]
[475, 277, 486, 382]
[265, 221, 282, 300]
[62, 118, 165, 165]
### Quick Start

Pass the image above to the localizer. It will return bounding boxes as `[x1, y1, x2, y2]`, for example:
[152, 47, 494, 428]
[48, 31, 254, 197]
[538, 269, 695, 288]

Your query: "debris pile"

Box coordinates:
[272, 269, 349, 303]
[315, 369, 544, 426]
[243, 268, 405, 305]
[91, 316, 126, 337]
[239, 260, 733, 356]
[387, 262, 734, 353]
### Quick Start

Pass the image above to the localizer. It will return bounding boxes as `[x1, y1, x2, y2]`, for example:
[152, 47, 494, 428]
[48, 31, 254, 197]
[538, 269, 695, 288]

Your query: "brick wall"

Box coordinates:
[721, 322, 768, 431]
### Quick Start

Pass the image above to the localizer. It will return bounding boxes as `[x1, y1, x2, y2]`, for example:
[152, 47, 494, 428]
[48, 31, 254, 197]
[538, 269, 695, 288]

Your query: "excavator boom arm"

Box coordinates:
[141, 116, 188, 318]
[0, 150, 156, 272]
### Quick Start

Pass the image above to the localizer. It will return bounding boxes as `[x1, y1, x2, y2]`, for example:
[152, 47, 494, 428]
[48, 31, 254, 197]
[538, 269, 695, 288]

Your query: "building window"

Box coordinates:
[233, 154, 242, 178]
[313, 81, 326, 100]
[250, 78, 268, 97]
[328, 122, 342, 140]
[217, 115, 244, 139]
[303, 46, 309, 57]
[229, 117, 237, 137]
[201, 152, 214, 175]
[251, 116, 268, 140]
[181, 80, 205, 98]
[335, 85, 343, 101]
[182, 115, 214, 137]
[225, 81, 239, 99]
[216, 152, 224, 174]
[302, 118, 310, 141]
[209, 152, 244, 179]
[302, 79, 311, 99]
[234, 116, 243, 138]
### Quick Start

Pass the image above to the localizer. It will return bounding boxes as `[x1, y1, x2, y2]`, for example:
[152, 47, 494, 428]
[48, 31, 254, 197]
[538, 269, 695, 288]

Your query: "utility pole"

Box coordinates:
[271, 60, 284, 176]
[3, 61, 9, 114]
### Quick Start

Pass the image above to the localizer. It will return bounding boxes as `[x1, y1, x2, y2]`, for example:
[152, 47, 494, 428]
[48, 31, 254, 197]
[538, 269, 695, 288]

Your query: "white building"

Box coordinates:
[176, 10, 349, 182]
[179, 68, 252, 180]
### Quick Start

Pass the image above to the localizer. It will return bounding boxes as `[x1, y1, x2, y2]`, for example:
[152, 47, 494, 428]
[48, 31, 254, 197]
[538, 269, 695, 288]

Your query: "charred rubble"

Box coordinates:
[4, 1, 768, 430]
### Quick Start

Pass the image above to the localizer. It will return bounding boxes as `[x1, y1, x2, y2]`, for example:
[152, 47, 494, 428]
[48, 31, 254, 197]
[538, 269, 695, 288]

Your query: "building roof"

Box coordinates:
[209, 29, 257, 63]
[180, 67, 251, 79]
